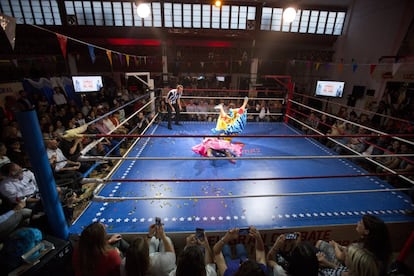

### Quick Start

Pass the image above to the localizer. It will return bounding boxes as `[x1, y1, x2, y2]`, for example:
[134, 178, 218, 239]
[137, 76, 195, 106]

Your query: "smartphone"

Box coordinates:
[239, 228, 250, 235]
[285, 233, 298, 240]
[155, 217, 161, 226]
[196, 228, 205, 240]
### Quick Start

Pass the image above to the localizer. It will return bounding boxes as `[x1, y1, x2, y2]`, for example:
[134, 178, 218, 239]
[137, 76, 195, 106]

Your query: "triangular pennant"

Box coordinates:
[117, 53, 124, 66]
[200, 62, 204, 68]
[337, 63, 343, 73]
[369, 64, 376, 75]
[0, 14, 16, 50]
[126, 55, 130, 67]
[306, 61, 311, 69]
[56, 34, 68, 58]
[352, 63, 358, 72]
[88, 45, 96, 64]
[392, 62, 402, 76]
[106, 50, 113, 66]
[315, 62, 320, 71]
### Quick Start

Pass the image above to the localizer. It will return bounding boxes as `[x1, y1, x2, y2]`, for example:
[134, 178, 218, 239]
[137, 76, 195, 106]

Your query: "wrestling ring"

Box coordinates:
[67, 79, 414, 250]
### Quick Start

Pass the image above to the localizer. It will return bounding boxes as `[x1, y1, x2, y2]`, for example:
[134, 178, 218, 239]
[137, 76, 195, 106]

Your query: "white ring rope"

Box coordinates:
[290, 99, 414, 147]
[183, 95, 285, 104]
[92, 187, 412, 202]
[287, 114, 414, 185]
[80, 96, 156, 156]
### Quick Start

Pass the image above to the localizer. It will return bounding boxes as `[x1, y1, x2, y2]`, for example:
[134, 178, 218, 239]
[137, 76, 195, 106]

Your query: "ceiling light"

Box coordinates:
[137, 3, 151, 18]
[283, 7, 297, 23]
[214, 1, 222, 8]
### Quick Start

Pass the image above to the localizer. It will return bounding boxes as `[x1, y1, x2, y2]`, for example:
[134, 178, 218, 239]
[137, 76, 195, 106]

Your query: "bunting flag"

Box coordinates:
[56, 34, 68, 58]
[126, 55, 130, 67]
[392, 62, 402, 76]
[337, 63, 343, 73]
[306, 61, 311, 69]
[352, 63, 358, 72]
[117, 53, 123, 66]
[370, 64, 376, 75]
[0, 14, 16, 50]
[106, 50, 113, 66]
[200, 61, 204, 68]
[134, 56, 139, 65]
[88, 45, 96, 64]
[315, 62, 320, 71]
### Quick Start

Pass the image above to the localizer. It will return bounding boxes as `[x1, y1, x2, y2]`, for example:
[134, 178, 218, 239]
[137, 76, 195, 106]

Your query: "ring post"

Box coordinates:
[16, 110, 69, 240]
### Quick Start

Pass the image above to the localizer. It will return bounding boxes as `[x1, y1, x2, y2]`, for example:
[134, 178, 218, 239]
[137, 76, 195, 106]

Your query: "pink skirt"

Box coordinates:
[192, 138, 244, 157]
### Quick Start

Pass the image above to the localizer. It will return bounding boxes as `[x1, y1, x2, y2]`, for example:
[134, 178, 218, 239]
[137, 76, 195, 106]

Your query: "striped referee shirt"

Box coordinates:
[165, 89, 181, 104]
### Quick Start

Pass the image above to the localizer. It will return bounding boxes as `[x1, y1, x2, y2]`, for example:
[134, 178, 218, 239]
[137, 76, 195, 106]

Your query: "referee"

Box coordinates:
[165, 84, 184, 130]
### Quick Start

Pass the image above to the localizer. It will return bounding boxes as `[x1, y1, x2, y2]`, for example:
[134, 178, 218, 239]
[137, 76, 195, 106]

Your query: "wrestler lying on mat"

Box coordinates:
[211, 96, 249, 136]
[192, 137, 244, 164]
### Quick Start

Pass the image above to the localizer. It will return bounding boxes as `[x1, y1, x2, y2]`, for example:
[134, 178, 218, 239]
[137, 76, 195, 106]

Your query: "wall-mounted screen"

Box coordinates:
[315, 80, 345, 97]
[216, 76, 225, 82]
[72, 76, 103, 93]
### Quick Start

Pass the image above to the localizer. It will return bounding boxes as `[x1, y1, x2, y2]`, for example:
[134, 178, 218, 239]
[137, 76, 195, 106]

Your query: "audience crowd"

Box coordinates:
[0, 84, 412, 275]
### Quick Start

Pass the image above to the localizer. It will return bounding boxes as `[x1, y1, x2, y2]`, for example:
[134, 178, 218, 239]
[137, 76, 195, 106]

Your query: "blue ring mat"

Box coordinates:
[69, 122, 414, 234]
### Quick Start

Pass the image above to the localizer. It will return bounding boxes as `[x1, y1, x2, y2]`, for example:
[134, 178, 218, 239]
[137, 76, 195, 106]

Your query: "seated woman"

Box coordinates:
[211, 97, 249, 136]
[192, 137, 244, 164]
[72, 222, 125, 276]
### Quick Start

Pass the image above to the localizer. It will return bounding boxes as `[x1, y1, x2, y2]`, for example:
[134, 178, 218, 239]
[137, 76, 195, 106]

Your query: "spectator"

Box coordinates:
[52, 87, 68, 106]
[170, 231, 216, 276]
[0, 142, 11, 169]
[267, 234, 318, 276]
[7, 139, 31, 169]
[135, 111, 149, 134]
[45, 138, 83, 190]
[316, 214, 391, 276]
[0, 163, 42, 216]
[121, 220, 176, 276]
[213, 226, 267, 276]
[345, 243, 380, 276]
[72, 222, 123, 276]
[0, 199, 32, 241]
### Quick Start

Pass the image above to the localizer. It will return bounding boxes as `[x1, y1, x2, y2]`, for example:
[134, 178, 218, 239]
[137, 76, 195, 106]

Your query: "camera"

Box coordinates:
[285, 233, 298, 240]
[239, 228, 250, 235]
[195, 228, 205, 240]
[155, 217, 161, 226]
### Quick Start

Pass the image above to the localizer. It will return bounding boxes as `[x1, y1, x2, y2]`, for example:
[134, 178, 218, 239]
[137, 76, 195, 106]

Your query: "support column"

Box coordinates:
[16, 110, 68, 240]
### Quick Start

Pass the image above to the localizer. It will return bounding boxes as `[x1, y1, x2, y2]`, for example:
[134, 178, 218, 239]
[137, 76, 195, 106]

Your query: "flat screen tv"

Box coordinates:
[72, 76, 103, 93]
[315, 80, 345, 97]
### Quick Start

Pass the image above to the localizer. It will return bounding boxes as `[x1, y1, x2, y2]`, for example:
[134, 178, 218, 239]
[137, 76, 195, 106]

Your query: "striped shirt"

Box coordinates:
[165, 89, 181, 104]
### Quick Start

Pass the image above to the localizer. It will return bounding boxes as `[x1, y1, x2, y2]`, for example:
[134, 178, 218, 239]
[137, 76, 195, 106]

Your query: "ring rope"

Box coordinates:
[183, 95, 285, 104]
[92, 187, 412, 202]
[79, 154, 414, 161]
[290, 99, 414, 146]
[293, 92, 413, 127]
[79, 133, 414, 139]
[100, 171, 414, 183]
[80, 96, 156, 156]
[287, 113, 414, 185]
